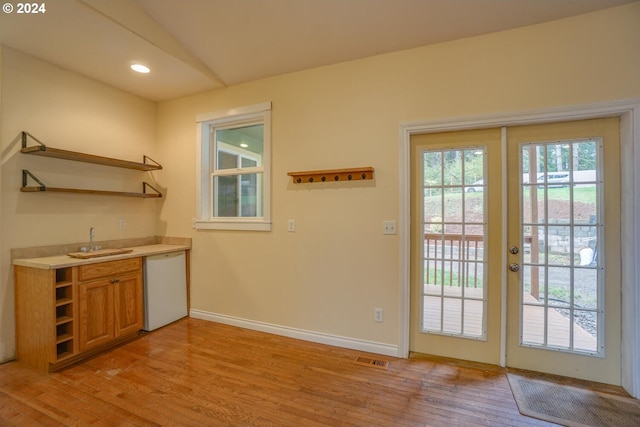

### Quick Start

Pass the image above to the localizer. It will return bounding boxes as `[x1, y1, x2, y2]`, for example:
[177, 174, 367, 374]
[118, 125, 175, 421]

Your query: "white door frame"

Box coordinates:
[398, 98, 640, 398]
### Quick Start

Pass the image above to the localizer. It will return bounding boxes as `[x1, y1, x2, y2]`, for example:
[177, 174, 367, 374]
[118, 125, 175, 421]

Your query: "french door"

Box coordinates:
[505, 118, 621, 384]
[410, 128, 503, 365]
[410, 118, 621, 384]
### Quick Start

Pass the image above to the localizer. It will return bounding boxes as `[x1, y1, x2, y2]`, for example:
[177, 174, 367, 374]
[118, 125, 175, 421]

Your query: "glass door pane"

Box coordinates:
[421, 148, 487, 338]
[520, 139, 602, 355]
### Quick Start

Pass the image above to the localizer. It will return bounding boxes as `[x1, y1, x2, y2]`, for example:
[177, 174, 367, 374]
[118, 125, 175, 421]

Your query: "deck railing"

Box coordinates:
[424, 233, 484, 288]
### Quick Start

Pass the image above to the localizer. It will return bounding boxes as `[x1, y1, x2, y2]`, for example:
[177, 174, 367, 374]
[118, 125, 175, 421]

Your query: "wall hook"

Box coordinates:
[287, 167, 374, 184]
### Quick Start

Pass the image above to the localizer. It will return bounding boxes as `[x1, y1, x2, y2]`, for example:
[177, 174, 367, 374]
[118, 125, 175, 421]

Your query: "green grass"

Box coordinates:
[425, 267, 483, 289]
[426, 185, 596, 203]
[522, 186, 596, 204]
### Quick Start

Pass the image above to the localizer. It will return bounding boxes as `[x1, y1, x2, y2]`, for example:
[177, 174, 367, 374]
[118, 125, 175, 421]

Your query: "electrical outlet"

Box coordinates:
[383, 220, 396, 235]
[374, 308, 384, 323]
[118, 219, 126, 230]
[288, 219, 296, 232]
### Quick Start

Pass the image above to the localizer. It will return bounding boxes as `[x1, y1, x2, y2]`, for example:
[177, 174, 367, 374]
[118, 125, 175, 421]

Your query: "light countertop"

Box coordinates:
[12, 244, 191, 270]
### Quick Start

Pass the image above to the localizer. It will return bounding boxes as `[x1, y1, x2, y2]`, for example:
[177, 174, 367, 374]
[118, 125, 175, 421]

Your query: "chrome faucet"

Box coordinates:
[89, 227, 95, 251]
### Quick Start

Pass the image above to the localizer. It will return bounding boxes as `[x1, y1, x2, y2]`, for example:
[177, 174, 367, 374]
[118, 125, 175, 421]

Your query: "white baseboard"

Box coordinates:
[189, 309, 399, 357]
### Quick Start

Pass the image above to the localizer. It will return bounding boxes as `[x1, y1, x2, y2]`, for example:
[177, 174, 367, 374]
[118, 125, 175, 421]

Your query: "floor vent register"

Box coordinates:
[354, 356, 389, 370]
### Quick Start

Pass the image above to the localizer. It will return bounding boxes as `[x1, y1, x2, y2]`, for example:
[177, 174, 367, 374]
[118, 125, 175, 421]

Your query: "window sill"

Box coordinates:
[192, 219, 272, 231]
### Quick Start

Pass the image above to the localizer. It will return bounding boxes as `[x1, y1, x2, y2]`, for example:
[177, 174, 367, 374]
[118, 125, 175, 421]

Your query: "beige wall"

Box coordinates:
[0, 47, 159, 360]
[0, 45, 4, 360]
[156, 3, 640, 349]
[1, 3, 639, 362]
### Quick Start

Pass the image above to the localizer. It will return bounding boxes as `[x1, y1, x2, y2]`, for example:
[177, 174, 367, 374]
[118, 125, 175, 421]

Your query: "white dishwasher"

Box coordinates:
[143, 251, 188, 331]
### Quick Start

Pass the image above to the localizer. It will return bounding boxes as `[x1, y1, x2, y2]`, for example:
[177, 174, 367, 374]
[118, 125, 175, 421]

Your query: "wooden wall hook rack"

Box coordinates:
[287, 167, 374, 184]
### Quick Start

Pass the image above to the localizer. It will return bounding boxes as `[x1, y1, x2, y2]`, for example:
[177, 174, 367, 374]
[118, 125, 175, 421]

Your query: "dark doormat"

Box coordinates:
[507, 373, 640, 427]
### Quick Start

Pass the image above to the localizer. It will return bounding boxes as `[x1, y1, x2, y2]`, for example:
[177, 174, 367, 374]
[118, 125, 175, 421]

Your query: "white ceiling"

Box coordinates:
[0, 0, 635, 102]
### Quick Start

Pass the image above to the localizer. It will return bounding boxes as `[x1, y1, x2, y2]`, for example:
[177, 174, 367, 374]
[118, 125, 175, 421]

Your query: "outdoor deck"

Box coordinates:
[423, 232, 597, 352]
[422, 285, 597, 351]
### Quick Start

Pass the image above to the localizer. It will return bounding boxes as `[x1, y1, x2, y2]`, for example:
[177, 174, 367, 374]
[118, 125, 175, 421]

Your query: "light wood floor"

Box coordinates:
[0, 318, 624, 426]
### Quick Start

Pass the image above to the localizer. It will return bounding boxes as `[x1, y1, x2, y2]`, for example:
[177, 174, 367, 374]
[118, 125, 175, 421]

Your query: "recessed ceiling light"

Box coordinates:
[130, 64, 150, 74]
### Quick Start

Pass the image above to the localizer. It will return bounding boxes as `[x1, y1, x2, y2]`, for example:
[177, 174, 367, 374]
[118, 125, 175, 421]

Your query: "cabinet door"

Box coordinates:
[78, 280, 114, 351]
[114, 272, 143, 337]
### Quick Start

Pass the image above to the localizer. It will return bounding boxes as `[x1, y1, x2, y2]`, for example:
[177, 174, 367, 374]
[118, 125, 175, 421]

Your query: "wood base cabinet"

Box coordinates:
[15, 257, 143, 371]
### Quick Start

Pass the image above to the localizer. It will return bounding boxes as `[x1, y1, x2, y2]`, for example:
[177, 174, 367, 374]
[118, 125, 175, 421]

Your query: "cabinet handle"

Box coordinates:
[111, 278, 120, 284]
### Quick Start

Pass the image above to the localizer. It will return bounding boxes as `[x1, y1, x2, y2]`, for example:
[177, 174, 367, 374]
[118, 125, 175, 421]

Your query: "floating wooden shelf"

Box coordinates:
[19, 131, 163, 198]
[21, 170, 162, 198]
[20, 131, 162, 171]
[287, 167, 374, 184]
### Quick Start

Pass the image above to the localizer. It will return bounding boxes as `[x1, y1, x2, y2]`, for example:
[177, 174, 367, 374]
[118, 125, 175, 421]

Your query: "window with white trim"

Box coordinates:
[194, 102, 271, 231]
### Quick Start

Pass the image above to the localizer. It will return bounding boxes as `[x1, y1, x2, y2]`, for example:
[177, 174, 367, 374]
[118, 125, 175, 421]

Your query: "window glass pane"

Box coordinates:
[444, 151, 462, 186]
[421, 147, 487, 339]
[444, 280, 461, 297]
[575, 229, 597, 267]
[217, 124, 264, 158]
[463, 230, 484, 288]
[545, 143, 569, 175]
[547, 190, 571, 224]
[574, 184, 597, 224]
[548, 226, 571, 266]
[463, 149, 484, 185]
[242, 157, 257, 168]
[442, 298, 462, 334]
[522, 305, 545, 345]
[240, 174, 258, 217]
[444, 223, 462, 235]
[573, 310, 597, 352]
[463, 300, 483, 337]
[547, 310, 571, 350]
[423, 152, 442, 186]
[463, 191, 483, 225]
[426, 233, 445, 261]
[443, 189, 462, 223]
[214, 176, 238, 217]
[572, 141, 597, 181]
[547, 267, 571, 307]
[523, 225, 545, 264]
[523, 265, 545, 304]
[520, 139, 602, 355]
[424, 190, 442, 229]
[423, 296, 441, 331]
[522, 185, 546, 225]
[424, 260, 441, 295]
[218, 151, 237, 170]
[575, 268, 598, 309]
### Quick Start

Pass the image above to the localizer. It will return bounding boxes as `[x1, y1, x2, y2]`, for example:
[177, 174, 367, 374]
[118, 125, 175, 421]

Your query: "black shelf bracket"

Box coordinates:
[22, 170, 46, 191]
[143, 182, 163, 197]
[22, 131, 46, 150]
[143, 155, 162, 169]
